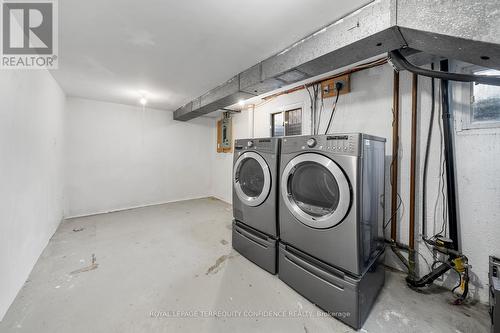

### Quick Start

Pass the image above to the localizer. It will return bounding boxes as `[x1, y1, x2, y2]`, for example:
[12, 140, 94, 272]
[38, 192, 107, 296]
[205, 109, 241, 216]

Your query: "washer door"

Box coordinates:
[233, 152, 271, 207]
[281, 153, 351, 229]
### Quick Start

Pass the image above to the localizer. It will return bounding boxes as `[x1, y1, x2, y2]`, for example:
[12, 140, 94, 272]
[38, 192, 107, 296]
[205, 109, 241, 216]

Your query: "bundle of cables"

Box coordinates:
[324, 81, 344, 135]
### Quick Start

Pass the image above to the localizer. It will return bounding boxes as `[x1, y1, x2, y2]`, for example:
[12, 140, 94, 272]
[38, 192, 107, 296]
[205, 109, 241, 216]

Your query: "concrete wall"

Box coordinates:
[65, 98, 213, 217]
[0, 71, 66, 320]
[210, 63, 500, 303]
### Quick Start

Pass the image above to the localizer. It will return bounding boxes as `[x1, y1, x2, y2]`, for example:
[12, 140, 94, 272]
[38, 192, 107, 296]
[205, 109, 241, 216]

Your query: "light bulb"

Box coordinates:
[140, 97, 148, 106]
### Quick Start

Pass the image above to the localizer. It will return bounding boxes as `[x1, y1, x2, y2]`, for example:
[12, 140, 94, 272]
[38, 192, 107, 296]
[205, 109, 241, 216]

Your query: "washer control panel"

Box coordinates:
[234, 137, 279, 154]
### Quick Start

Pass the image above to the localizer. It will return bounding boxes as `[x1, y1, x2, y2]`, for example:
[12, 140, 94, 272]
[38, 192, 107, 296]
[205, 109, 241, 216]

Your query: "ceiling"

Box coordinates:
[52, 0, 373, 112]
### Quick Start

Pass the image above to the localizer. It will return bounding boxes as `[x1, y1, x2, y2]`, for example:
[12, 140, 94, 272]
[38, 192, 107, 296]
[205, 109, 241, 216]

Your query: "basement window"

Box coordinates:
[463, 68, 500, 129]
[271, 108, 302, 137]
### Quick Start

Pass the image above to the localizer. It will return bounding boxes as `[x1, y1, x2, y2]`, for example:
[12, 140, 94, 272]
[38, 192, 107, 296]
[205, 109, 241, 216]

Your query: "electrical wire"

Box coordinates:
[421, 63, 435, 238]
[429, 256, 469, 303]
[387, 91, 402, 237]
[383, 197, 430, 273]
[384, 193, 404, 230]
[305, 85, 314, 134]
[440, 157, 448, 236]
[316, 93, 324, 135]
[421, 234, 438, 263]
[436, 136, 448, 237]
[416, 249, 432, 273]
[313, 84, 320, 134]
[451, 276, 463, 294]
[324, 90, 341, 135]
[432, 82, 447, 238]
[307, 83, 321, 135]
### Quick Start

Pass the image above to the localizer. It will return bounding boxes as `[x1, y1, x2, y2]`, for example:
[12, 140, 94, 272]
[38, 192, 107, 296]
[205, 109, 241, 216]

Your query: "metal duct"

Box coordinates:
[174, 0, 500, 121]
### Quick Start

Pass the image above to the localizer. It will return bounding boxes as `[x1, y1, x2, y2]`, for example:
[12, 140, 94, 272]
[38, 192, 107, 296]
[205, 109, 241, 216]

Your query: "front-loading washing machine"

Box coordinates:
[232, 137, 280, 274]
[278, 133, 386, 329]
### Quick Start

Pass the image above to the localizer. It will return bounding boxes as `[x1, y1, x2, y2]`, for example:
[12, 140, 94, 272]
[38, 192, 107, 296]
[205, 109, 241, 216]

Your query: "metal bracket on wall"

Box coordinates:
[221, 108, 241, 114]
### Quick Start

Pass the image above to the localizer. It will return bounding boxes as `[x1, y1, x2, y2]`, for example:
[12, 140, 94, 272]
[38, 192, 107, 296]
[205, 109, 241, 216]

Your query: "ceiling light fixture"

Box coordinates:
[238, 99, 245, 107]
[139, 97, 148, 106]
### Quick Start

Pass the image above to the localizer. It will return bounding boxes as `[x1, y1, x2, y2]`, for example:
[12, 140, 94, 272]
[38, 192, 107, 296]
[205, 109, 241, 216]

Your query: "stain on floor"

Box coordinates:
[206, 255, 230, 275]
[70, 254, 98, 275]
[206, 252, 240, 275]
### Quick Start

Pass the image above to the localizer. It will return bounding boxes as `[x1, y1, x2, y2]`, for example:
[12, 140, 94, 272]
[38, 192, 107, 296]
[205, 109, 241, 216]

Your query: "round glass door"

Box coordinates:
[281, 153, 351, 229]
[233, 152, 271, 207]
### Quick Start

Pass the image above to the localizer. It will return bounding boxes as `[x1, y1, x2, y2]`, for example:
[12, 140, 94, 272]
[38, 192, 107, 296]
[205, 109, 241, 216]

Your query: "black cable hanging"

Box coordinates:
[324, 82, 343, 135]
[439, 59, 459, 251]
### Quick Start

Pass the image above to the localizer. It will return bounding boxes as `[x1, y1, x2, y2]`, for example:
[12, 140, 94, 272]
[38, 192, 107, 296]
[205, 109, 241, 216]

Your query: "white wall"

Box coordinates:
[0, 71, 66, 320]
[210, 63, 500, 303]
[451, 78, 500, 302]
[65, 98, 213, 217]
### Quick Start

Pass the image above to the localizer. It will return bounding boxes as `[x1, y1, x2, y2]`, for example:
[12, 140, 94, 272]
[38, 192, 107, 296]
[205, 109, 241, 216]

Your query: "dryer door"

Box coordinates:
[233, 152, 271, 207]
[281, 153, 351, 229]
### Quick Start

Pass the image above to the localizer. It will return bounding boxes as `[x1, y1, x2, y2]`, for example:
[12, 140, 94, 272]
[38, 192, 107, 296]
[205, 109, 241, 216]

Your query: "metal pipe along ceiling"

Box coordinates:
[174, 0, 500, 121]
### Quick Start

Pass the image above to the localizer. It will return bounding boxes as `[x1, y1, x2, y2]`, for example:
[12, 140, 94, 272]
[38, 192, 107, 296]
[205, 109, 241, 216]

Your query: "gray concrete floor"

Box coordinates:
[0, 198, 490, 333]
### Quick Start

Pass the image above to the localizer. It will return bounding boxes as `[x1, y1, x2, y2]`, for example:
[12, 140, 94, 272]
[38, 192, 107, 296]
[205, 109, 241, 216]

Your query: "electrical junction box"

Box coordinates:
[321, 74, 350, 99]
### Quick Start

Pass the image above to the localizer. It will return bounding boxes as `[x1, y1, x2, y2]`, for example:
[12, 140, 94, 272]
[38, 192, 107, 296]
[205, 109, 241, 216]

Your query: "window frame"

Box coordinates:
[456, 64, 500, 131]
[270, 107, 303, 137]
[271, 111, 285, 137]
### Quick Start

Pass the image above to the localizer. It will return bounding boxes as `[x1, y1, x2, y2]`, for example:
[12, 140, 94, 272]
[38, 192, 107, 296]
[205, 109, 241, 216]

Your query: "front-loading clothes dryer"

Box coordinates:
[279, 133, 386, 276]
[278, 133, 386, 329]
[232, 137, 280, 274]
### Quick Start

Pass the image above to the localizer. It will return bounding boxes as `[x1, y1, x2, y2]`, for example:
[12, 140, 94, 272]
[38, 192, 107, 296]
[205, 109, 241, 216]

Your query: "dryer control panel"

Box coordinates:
[325, 135, 357, 154]
[281, 134, 361, 156]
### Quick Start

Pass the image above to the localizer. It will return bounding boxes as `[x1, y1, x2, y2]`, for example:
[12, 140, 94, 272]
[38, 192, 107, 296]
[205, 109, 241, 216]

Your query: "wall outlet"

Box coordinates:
[321, 74, 350, 99]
